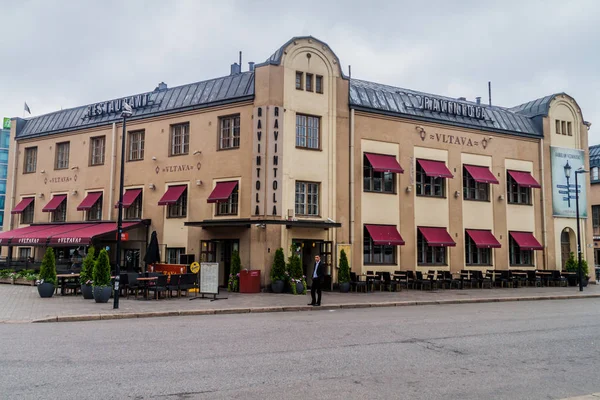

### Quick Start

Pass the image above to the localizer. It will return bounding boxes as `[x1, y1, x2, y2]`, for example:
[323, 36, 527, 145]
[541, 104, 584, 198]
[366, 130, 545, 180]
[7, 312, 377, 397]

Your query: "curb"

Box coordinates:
[28, 293, 600, 324]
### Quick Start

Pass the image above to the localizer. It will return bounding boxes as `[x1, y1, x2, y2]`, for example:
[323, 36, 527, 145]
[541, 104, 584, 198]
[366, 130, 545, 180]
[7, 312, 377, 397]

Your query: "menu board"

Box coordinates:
[200, 262, 219, 294]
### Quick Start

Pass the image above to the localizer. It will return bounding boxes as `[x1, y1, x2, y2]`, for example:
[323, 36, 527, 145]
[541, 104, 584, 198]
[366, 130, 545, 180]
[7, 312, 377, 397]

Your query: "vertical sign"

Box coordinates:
[267, 106, 283, 216]
[550, 146, 587, 218]
[252, 107, 266, 216]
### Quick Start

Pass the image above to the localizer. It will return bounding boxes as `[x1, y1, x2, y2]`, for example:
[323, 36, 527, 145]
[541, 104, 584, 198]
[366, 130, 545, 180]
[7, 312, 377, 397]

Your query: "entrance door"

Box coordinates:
[200, 239, 239, 287]
[124, 249, 140, 272]
[561, 230, 572, 269]
[292, 239, 333, 288]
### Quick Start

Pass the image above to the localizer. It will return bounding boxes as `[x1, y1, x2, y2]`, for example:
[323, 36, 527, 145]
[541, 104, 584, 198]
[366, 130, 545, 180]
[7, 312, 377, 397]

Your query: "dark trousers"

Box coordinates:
[311, 278, 322, 305]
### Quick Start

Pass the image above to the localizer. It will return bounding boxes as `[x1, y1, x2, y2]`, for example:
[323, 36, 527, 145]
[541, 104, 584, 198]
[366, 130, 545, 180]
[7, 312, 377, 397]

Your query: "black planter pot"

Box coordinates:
[37, 282, 55, 298]
[567, 275, 578, 286]
[81, 284, 94, 299]
[339, 282, 350, 293]
[582, 277, 589, 287]
[271, 280, 285, 293]
[93, 286, 112, 303]
[295, 281, 304, 294]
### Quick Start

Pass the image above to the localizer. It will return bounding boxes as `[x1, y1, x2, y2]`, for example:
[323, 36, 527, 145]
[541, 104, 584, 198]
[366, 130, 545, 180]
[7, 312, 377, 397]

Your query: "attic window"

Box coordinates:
[296, 72, 303, 90]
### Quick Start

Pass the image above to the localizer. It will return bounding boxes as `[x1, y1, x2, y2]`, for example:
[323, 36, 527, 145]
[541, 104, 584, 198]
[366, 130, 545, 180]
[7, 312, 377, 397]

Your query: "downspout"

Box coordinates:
[8, 136, 18, 231]
[349, 108, 355, 246]
[108, 122, 117, 221]
[539, 137, 548, 270]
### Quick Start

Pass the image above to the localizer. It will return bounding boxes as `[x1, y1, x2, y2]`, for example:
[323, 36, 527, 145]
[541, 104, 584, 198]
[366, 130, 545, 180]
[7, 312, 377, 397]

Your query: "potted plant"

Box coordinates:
[37, 247, 57, 298]
[565, 252, 590, 287]
[79, 247, 96, 299]
[287, 246, 306, 295]
[227, 250, 241, 292]
[92, 249, 112, 303]
[270, 248, 286, 293]
[14, 269, 35, 285]
[0, 269, 15, 285]
[338, 249, 351, 293]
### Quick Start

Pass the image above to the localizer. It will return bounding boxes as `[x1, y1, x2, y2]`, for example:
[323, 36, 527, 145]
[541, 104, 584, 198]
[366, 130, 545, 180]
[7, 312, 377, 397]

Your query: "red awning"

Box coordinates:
[14, 223, 97, 246]
[158, 185, 187, 206]
[42, 195, 67, 212]
[466, 229, 501, 248]
[11, 197, 34, 214]
[464, 165, 499, 184]
[418, 227, 456, 247]
[0, 225, 56, 245]
[510, 231, 543, 250]
[365, 153, 404, 174]
[417, 159, 454, 178]
[77, 192, 103, 211]
[115, 189, 142, 209]
[507, 170, 541, 188]
[48, 222, 140, 246]
[207, 181, 238, 203]
[365, 224, 405, 246]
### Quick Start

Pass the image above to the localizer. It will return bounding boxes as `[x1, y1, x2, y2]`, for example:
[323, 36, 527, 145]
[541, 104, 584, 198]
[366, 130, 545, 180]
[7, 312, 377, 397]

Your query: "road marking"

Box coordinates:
[559, 393, 600, 400]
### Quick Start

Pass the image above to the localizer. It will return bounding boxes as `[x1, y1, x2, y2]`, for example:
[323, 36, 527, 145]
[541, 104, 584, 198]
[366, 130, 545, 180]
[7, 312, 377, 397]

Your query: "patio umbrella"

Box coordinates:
[143, 231, 161, 268]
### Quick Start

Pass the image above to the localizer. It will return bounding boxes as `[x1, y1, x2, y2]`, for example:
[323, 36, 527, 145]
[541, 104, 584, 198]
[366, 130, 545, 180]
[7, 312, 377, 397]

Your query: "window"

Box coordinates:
[295, 181, 319, 216]
[561, 121, 566, 136]
[295, 114, 320, 149]
[556, 120, 561, 134]
[166, 248, 185, 264]
[0, 149, 7, 163]
[87, 195, 103, 221]
[416, 162, 445, 197]
[465, 234, 491, 266]
[219, 115, 240, 150]
[55, 142, 70, 169]
[509, 236, 533, 266]
[217, 184, 239, 216]
[463, 167, 489, 201]
[167, 188, 187, 218]
[90, 136, 105, 166]
[567, 121, 572, 136]
[126, 192, 142, 219]
[507, 174, 531, 205]
[316, 75, 323, 94]
[18, 247, 31, 261]
[417, 230, 447, 265]
[295, 71, 303, 90]
[24, 147, 37, 173]
[593, 205, 600, 236]
[52, 198, 67, 222]
[363, 155, 395, 193]
[170, 123, 189, 156]
[305, 73, 313, 92]
[593, 167, 599, 181]
[21, 198, 34, 225]
[128, 130, 145, 161]
[363, 227, 396, 264]
[0, 130, 9, 148]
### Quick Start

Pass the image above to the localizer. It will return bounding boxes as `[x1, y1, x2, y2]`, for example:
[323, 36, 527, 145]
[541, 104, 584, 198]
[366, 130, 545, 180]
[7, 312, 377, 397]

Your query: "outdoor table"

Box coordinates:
[360, 274, 378, 292]
[56, 273, 80, 296]
[136, 276, 158, 299]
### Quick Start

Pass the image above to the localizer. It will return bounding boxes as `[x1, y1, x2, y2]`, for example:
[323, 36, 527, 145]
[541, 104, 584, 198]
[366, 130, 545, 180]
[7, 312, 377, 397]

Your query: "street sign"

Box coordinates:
[190, 262, 200, 273]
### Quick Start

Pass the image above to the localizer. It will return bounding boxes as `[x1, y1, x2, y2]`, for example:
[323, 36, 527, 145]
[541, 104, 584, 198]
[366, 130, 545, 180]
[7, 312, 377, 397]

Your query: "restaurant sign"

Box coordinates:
[86, 93, 156, 118]
[421, 96, 486, 120]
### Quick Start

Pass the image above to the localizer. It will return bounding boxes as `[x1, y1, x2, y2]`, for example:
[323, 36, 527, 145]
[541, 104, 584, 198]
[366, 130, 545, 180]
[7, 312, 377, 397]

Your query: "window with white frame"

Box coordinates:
[52, 198, 67, 222]
[21, 198, 34, 225]
[295, 181, 319, 216]
[363, 155, 395, 193]
[463, 167, 489, 201]
[509, 236, 533, 266]
[219, 115, 240, 150]
[170, 123, 189, 156]
[24, 147, 37, 173]
[465, 234, 491, 266]
[18, 247, 31, 261]
[507, 174, 531, 205]
[128, 130, 145, 161]
[87, 195, 103, 221]
[217, 184, 239, 216]
[90, 136, 105, 166]
[125, 192, 142, 219]
[417, 230, 447, 266]
[167, 188, 187, 218]
[363, 227, 396, 265]
[55, 142, 70, 169]
[295, 114, 320, 149]
[416, 162, 445, 197]
[166, 248, 185, 264]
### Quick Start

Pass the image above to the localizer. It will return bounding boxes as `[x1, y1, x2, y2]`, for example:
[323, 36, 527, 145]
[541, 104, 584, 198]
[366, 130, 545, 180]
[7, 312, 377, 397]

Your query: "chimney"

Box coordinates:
[230, 63, 241, 75]
[248, 61, 255, 72]
[155, 82, 167, 91]
[476, 97, 481, 104]
[457, 97, 466, 101]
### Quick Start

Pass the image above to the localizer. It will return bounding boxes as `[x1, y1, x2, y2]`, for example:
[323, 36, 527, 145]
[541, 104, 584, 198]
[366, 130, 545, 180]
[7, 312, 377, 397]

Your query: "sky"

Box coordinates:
[1, 0, 599, 143]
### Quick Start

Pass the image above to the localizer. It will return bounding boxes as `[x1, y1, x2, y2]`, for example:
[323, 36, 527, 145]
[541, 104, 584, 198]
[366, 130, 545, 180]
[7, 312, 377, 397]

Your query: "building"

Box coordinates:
[1, 36, 593, 286]
[589, 144, 600, 265]
[0, 117, 11, 230]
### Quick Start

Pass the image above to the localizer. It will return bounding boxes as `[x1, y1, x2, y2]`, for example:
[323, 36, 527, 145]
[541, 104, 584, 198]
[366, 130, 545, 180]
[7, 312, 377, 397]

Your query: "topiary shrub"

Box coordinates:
[565, 251, 589, 277]
[39, 247, 57, 285]
[270, 248, 286, 283]
[79, 247, 96, 285]
[92, 249, 111, 287]
[287, 245, 306, 295]
[228, 250, 241, 292]
[338, 249, 350, 284]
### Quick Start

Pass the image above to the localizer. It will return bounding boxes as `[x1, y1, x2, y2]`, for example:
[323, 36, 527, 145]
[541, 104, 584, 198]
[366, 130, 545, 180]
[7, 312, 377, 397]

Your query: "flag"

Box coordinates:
[24, 102, 31, 114]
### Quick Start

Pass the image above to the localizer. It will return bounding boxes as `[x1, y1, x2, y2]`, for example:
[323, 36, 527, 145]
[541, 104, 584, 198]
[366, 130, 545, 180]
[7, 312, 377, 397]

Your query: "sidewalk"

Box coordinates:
[1, 283, 599, 323]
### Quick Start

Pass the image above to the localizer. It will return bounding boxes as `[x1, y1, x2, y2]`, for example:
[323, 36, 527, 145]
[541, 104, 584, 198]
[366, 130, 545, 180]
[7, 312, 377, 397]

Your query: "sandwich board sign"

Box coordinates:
[190, 262, 226, 301]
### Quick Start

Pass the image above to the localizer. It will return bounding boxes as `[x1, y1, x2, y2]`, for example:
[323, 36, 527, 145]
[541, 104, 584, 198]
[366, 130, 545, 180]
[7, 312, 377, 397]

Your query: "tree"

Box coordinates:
[92, 249, 111, 287]
[270, 248, 286, 282]
[39, 247, 57, 285]
[79, 247, 96, 285]
[286, 246, 303, 280]
[565, 251, 589, 277]
[338, 249, 350, 283]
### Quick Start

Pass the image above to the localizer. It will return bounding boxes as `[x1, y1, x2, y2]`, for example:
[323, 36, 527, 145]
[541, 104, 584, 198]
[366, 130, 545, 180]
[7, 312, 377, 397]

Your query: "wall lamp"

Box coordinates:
[40, 169, 45, 174]
[498, 194, 504, 201]
[454, 190, 461, 198]
[193, 150, 201, 155]
[72, 190, 78, 195]
[195, 180, 203, 186]
[70, 166, 79, 170]
[148, 183, 156, 190]
[152, 156, 157, 161]
[38, 193, 44, 198]
[405, 186, 412, 193]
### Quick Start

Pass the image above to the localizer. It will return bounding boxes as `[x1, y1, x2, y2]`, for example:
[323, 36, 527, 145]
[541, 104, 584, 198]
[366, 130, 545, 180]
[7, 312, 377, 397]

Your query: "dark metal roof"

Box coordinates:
[590, 144, 600, 168]
[17, 72, 255, 139]
[510, 94, 563, 117]
[349, 79, 541, 136]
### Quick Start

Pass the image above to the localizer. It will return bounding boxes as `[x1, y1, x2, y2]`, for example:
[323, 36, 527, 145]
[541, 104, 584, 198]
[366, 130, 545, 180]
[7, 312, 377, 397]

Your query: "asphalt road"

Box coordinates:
[1, 299, 599, 400]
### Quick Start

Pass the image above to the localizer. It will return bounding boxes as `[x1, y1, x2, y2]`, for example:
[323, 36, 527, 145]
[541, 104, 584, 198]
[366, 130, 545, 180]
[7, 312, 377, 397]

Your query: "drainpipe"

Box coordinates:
[349, 108, 355, 247]
[8, 135, 18, 231]
[539, 138, 548, 270]
[108, 122, 117, 221]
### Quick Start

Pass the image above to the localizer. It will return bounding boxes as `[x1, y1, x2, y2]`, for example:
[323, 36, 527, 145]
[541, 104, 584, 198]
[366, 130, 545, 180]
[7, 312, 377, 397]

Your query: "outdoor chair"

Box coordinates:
[527, 271, 542, 287]
[126, 273, 140, 298]
[473, 270, 492, 289]
[117, 273, 129, 297]
[406, 270, 417, 289]
[64, 277, 80, 295]
[414, 271, 432, 290]
[460, 270, 477, 289]
[366, 270, 382, 291]
[166, 274, 181, 298]
[499, 271, 514, 288]
[550, 271, 567, 287]
[178, 273, 196, 297]
[380, 272, 398, 292]
[147, 275, 168, 300]
[350, 272, 367, 293]
[393, 271, 409, 290]
[511, 270, 527, 288]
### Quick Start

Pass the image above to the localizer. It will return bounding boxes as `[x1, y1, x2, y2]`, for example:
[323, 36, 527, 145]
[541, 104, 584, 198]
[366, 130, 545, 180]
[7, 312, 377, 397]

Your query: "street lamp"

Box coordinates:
[114, 102, 133, 309]
[575, 167, 588, 292]
[564, 160, 572, 207]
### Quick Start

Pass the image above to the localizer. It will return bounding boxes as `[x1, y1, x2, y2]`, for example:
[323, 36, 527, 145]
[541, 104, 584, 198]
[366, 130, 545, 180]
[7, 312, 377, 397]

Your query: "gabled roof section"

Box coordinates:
[16, 72, 255, 139]
[510, 92, 584, 120]
[589, 144, 600, 168]
[350, 79, 540, 136]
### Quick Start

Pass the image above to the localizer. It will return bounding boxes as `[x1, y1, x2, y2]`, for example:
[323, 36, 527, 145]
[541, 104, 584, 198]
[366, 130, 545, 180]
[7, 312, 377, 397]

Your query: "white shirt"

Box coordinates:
[313, 262, 319, 278]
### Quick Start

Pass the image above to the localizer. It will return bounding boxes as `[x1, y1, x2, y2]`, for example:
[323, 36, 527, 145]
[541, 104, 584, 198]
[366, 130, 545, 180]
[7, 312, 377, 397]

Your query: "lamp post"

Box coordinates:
[114, 102, 133, 309]
[575, 168, 588, 292]
[564, 160, 572, 208]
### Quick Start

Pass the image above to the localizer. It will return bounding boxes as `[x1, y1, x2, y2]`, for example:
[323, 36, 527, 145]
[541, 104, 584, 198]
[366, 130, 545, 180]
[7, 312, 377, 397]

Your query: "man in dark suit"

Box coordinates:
[308, 255, 325, 306]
